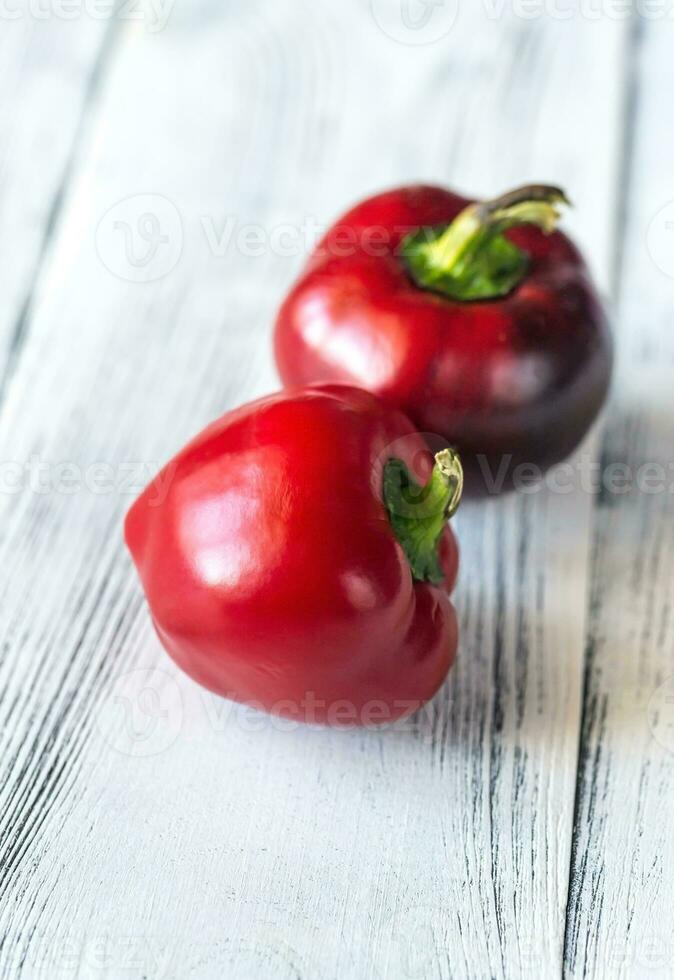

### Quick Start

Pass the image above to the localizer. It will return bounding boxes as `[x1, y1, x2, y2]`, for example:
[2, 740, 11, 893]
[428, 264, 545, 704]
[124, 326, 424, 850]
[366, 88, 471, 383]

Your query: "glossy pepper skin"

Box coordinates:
[125, 385, 461, 726]
[274, 185, 613, 494]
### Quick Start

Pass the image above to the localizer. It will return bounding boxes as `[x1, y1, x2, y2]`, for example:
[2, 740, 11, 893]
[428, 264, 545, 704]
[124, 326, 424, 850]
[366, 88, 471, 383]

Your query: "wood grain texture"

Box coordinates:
[564, 17, 674, 979]
[0, 14, 115, 402]
[0, 3, 634, 978]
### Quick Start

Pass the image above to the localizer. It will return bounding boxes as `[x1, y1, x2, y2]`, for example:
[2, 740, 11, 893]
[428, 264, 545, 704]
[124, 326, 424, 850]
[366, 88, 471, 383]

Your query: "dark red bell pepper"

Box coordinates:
[125, 385, 462, 726]
[274, 185, 613, 494]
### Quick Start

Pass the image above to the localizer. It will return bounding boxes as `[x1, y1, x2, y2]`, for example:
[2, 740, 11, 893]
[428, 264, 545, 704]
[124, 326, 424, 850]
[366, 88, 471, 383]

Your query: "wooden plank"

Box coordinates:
[564, 18, 674, 979]
[0, 14, 115, 400]
[0, 4, 626, 978]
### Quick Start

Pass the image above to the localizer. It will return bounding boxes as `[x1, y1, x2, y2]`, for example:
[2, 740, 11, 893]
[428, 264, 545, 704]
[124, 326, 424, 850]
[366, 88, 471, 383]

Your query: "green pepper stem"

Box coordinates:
[383, 449, 463, 585]
[402, 184, 571, 302]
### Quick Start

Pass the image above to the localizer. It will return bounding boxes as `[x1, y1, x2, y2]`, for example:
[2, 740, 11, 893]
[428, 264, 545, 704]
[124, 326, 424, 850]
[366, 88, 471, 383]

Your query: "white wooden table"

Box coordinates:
[0, 3, 672, 978]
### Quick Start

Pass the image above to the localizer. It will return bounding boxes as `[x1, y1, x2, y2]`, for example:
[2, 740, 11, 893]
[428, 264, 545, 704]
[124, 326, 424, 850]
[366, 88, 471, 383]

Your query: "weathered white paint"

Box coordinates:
[0, 16, 112, 397]
[0, 2, 662, 978]
[563, 18, 674, 980]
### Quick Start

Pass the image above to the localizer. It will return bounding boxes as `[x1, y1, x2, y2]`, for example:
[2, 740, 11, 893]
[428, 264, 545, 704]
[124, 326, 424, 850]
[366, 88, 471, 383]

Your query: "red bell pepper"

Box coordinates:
[125, 385, 462, 726]
[274, 184, 613, 494]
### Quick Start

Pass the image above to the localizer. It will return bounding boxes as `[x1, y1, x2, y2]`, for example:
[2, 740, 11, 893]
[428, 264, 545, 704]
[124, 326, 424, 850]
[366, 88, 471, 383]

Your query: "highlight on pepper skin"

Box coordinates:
[124, 384, 463, 727]
[274, 184, 613, 495]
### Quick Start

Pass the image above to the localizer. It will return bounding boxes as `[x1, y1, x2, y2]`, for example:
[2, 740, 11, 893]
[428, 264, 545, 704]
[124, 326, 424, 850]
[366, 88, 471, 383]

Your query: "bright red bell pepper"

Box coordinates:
[125, 385, 462, 726]
[274, 184, 613, 494]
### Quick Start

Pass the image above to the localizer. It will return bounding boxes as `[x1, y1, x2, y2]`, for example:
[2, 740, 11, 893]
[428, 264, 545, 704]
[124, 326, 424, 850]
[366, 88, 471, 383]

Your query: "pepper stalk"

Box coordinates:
[384, 449, 463, 585]
[402, 184, 570, 302]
